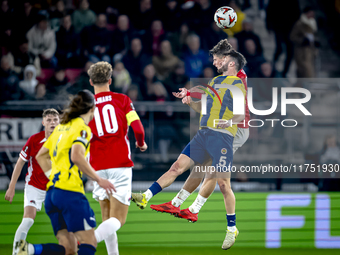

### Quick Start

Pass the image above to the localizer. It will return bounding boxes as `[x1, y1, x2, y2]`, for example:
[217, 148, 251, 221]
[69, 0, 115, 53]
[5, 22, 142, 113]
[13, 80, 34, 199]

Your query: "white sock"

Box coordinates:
[13, 218, 34, 251]
[171, 189, 191, 207]
[227, 226, 237, 232]
[144, 189, 153, 201]
[104, 232, 119, 255]
[95, 217, 121, 243]
[188, 194, 208, 214]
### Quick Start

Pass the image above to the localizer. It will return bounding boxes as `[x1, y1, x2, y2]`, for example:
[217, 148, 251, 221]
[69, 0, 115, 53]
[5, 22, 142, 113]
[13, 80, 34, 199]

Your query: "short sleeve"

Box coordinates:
[19, 137, 32, 162]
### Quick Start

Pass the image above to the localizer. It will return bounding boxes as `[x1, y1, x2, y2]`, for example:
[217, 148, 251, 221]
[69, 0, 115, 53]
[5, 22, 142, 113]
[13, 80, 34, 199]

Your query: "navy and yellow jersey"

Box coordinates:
[44, 117, 91, 194]
[199, 75, 246, 137]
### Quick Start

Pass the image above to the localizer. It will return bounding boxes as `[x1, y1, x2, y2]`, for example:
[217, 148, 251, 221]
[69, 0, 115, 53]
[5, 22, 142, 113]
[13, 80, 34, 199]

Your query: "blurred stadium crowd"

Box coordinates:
[1, 0, 339, 103]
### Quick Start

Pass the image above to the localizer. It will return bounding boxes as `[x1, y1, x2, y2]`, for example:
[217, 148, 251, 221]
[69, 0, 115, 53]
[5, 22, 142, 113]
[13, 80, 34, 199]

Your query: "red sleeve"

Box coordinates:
[124, 96, 135, 114]
[20, 137, 32, 162]
[188, 92, 203, 99]
[130, 119, 145, 147]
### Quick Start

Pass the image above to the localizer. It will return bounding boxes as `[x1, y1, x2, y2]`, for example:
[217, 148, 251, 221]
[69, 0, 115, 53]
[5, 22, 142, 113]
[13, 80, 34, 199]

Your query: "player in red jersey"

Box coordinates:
[5, 109, 59, 255]
[86, 62, 147, 255]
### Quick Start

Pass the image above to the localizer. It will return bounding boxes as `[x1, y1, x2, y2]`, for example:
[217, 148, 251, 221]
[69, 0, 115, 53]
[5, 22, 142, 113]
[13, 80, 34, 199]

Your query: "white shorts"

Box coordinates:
[92, 167, 132, 206]
[233, 128, 249, 154]
[24, 184, 46, 211]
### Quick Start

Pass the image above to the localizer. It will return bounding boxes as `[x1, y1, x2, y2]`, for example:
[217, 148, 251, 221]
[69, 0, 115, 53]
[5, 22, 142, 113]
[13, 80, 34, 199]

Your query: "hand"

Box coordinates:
[172, 88, 188, 99]
[136, 141, 148, 152]
[216, 120, 230, 129]
[97, 178, 116, 195]
[5, 187, 15, 204]
[182, 96, 191, 105]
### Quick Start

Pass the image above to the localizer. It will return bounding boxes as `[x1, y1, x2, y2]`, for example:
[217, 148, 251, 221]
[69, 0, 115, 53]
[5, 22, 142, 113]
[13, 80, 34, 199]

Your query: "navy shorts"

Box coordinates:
[45, 188, 96, 236]
[181, 128, 234, 171]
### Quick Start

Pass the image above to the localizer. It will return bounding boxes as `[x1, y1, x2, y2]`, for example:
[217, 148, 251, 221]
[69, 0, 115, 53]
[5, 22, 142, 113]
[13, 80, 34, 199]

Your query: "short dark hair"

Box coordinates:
[87, 61, 112, 85]
[42, 108, 59, 118]
[209, 39, 232, 57]
[224, 50, 247, 72]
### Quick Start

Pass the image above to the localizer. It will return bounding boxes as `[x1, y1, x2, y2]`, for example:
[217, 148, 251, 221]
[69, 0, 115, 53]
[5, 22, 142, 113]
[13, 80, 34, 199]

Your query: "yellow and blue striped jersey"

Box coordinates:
[199, 75, 246, 136]
[44, 117, 91, 194]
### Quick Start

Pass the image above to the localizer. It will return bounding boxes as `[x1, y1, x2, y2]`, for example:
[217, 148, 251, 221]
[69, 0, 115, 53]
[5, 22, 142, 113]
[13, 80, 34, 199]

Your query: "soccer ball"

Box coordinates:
[214, 6, 237, 29]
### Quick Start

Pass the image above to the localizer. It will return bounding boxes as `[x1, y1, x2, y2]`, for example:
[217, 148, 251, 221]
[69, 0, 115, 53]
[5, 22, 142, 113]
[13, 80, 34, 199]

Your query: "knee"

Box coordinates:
[218, 179, 231, 193]
[169, 161, 185, 176]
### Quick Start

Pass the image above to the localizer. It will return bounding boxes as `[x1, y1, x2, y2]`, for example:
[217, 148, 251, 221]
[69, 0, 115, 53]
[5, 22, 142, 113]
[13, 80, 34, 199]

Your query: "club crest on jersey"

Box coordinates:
[80, 130, 88, 138]
[221, 148, 227, 155]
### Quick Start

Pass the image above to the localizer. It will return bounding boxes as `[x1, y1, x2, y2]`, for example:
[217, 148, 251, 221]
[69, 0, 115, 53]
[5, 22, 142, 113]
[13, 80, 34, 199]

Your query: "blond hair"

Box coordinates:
[87, 61, 112, 85]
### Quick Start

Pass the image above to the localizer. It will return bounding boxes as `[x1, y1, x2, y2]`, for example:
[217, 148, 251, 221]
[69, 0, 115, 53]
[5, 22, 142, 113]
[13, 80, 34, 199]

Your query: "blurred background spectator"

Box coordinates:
[19, 64, 38, 97]
[152, 40, 180, 81]
[266, 0, 300, 77]
[72, 0, 96, 34]
[111, 15, 135, 62]
[0, 55, 23, 102]
[26, 12, 57, 68]
[183, 34, 209, 78]
[234, 18, 263, 56]
[139, 64, 168, 101]
[7, 37, 41, 79]
[46, 66, 70, 99]
[81, 13, 111, 63]
[112, 61, 131, 94]
[56, 13, 81, 68]
[290, 6, 319, 78]
[122, 37, 151, 84]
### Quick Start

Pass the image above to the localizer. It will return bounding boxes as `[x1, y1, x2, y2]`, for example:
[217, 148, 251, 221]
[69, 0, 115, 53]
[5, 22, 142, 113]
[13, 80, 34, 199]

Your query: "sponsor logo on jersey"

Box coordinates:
[24, 146, 28, 152]
[130, 103, 135, 110]
[221, 148, 227, 155]
[81, 130, 88, 138]
[30, 200, 36, 204]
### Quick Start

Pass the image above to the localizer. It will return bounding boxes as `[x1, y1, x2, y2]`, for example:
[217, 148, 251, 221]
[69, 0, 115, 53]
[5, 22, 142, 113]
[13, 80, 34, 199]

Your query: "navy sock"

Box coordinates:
[226, 214, 236, 227]
[33, 244, 65, 255]
[149, 182, 162, 196]
[78, 244, 96, 255]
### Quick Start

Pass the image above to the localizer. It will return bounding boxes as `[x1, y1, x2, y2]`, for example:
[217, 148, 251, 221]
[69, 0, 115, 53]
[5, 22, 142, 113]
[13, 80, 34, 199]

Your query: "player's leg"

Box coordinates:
[13, 206, 36, 254]
[132, 131, 209, 209]
[176, 164, 216, 222]
[95, 198, 121, 255]
[170, 162, 207, 207]
[15, 189, 72, 255]
[13, 185, 45, 254]
[149, 163, 205, 214]
[74, 229, 97, 255]
[94, 167, 132, 255]
[219, 177, 239, 250]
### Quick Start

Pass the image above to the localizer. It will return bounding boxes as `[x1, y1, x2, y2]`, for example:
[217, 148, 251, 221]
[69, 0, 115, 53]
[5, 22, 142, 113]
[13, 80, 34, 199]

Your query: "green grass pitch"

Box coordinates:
[1, 191, 339, 254]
